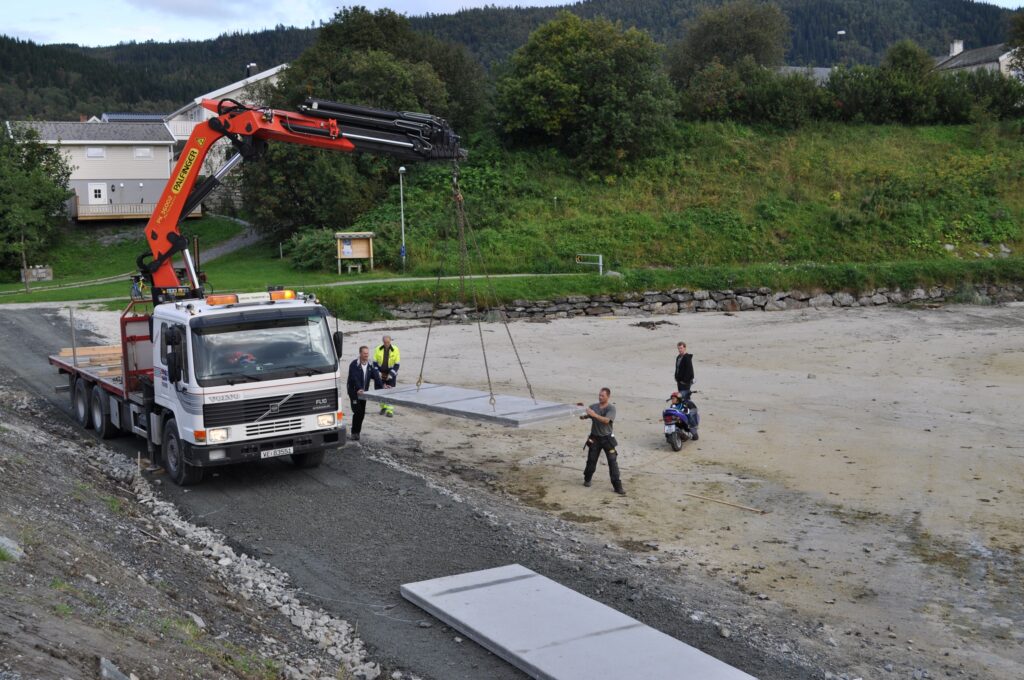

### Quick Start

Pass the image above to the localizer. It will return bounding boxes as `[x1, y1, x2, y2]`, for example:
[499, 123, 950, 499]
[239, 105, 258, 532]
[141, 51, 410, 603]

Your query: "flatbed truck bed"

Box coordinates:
[50, 345, 144, 405]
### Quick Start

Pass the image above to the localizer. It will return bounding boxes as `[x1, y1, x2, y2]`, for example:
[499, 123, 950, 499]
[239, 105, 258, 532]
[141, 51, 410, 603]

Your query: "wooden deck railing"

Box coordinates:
[75, 200, 202, 221]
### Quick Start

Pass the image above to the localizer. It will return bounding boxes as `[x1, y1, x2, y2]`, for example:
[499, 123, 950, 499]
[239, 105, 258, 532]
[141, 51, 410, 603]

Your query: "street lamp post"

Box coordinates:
[398, 166, 407, 272]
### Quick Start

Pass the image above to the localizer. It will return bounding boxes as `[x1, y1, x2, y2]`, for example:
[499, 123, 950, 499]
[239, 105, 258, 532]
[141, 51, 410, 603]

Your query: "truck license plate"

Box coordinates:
[261, 446, 294, 459]
[664, 424, 676, 434]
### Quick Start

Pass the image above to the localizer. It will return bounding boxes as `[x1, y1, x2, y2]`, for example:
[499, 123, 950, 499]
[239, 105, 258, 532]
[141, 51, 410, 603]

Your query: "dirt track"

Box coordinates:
[2, 301, 1022, 679]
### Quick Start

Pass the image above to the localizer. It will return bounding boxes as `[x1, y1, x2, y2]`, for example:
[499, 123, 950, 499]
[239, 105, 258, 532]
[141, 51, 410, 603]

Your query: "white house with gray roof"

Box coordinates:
[934, 40, 1019, 78]
[6, 119, 189, 221]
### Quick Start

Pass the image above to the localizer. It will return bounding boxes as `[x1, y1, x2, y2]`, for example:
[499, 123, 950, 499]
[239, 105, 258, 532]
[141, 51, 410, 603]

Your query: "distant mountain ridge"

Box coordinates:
[0, 0, 1012, 120]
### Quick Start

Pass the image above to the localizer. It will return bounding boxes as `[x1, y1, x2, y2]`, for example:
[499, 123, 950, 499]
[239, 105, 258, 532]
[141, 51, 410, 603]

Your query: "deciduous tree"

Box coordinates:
[668, 1, 790, 87]
[496, 12, 675, 173]
[241, 8, 474, 240]
[0, 126, 71, 281]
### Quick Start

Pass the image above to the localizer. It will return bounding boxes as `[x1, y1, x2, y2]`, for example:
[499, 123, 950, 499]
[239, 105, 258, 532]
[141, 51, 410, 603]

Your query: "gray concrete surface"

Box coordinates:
[361, 383, 584, 427]
[403, 564, 758, 680]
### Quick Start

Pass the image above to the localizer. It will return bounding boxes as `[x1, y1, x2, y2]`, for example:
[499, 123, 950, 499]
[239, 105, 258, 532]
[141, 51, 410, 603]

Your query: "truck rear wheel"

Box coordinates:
[90, 384, 118, 439]
[73, 378, 93, 429]
[291, 450, 326, 468]
[162, 419, 203, 486]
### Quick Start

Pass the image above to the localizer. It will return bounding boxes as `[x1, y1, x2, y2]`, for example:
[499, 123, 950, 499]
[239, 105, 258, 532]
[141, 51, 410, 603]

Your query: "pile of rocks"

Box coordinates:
[386, 283, 1024, 321]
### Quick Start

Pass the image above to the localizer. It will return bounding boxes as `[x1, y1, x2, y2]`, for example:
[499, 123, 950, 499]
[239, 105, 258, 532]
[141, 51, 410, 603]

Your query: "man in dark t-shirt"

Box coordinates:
[581, 387, 625, 495]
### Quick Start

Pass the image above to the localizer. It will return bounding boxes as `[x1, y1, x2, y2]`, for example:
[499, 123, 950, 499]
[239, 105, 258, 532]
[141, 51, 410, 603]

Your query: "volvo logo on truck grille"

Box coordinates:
[255, 395, 292, 422]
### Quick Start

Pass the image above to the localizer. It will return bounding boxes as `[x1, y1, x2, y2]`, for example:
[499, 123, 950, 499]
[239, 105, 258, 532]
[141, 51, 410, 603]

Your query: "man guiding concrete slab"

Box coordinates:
[581, 387, 626, 495]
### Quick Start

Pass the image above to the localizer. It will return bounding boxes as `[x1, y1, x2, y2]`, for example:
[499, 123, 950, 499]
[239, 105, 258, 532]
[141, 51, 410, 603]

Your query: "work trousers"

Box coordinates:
[584, 436, 621, 488]
[350, 398, 367, 434]
[379, 375, 396, 412]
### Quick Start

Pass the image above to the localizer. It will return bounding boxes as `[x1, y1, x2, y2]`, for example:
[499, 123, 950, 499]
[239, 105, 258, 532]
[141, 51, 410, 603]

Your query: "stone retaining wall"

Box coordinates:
[386, 284, 1024, 321]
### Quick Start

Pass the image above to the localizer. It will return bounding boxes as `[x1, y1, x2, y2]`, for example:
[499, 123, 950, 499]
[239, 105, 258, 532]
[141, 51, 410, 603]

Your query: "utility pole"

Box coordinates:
[399, 166, 407, 272]
[20, 232, 30, 293]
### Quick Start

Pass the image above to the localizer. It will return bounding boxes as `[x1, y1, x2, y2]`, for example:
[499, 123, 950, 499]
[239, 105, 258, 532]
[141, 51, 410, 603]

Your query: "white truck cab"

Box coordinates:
[151, 290, 346, 483]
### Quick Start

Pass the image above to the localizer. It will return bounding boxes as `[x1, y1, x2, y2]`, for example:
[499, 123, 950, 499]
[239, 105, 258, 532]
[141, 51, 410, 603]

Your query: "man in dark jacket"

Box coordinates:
[674, 341, 694, 398]
[347, 345, 380, 441]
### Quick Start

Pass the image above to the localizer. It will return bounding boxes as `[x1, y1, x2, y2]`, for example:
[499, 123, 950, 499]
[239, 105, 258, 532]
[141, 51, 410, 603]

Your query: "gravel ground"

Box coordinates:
[0, 378, 380, 679]
[15, 300, 1022, 679]
[0, 305, 826, 679]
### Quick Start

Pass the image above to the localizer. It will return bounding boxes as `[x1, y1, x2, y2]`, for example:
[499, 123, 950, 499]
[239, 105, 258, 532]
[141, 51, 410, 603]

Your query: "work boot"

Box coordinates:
[583, 479, 592, 487]
[614, 486, 626, 496]
[691, 431, 699, 441]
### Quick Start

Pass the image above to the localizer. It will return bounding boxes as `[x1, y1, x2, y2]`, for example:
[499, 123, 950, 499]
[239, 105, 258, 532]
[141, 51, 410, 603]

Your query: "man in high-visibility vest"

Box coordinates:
[373, 335, 400, 417]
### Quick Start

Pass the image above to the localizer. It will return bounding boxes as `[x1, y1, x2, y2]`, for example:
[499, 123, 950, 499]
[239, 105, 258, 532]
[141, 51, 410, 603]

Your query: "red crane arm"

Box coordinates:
[140, 98, 464, 293]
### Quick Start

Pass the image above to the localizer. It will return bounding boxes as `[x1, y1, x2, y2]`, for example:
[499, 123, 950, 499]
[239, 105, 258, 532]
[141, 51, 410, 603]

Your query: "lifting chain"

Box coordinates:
[415, 162, 536, 409]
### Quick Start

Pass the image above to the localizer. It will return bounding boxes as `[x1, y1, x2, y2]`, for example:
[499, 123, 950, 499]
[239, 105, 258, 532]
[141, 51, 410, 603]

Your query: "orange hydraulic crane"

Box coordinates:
[137, 97, 465, 302]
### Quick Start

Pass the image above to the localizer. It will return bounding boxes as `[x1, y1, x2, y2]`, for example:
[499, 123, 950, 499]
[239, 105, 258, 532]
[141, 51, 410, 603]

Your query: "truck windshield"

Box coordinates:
[192, 314, 337, 387]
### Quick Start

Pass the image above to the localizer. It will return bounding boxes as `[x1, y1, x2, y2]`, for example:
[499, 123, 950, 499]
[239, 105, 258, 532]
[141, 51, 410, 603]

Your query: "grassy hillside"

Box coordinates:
[352, 122, 1024, 275]
[5, 122, 1023, 316]
[0, 216, 244, 293]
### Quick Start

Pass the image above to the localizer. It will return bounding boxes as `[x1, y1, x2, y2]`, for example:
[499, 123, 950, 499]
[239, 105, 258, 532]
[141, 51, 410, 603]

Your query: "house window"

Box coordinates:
[92, 188, 103, 200]
[134, 147, 153, 159]
[85, 147, 105, 159]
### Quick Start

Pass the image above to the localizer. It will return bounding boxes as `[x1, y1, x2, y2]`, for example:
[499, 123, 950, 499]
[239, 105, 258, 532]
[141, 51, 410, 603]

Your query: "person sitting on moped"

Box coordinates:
[667, 391, 699, 440]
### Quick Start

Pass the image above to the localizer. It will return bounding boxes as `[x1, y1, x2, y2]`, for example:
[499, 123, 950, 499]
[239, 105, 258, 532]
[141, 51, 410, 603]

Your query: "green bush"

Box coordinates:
[286, 229, 336, 271]
[733, 63, 828, 128]
[678, 44, 1024, 128]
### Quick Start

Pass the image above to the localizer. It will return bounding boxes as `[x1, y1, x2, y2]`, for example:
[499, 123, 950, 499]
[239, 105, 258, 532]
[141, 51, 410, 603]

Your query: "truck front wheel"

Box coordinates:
[163, 419, 203, 486]
[73, 378, 93, 430]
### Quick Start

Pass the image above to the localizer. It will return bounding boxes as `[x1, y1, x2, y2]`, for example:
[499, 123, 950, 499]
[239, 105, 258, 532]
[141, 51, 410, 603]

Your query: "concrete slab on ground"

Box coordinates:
[360, 383, 583, 427]
[401, 564, 758, 680]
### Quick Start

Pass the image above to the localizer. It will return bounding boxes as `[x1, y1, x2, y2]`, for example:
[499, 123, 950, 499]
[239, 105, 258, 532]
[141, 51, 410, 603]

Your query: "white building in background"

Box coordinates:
[164, 63, 287, 174]
[5, 119, 199, 221]
[933, 40, 1019, 78]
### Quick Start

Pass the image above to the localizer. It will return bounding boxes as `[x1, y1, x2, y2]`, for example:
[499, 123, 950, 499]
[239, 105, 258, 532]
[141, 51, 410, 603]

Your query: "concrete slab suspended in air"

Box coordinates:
[359, 383, 583, 427]
[401, 564, 758, 680]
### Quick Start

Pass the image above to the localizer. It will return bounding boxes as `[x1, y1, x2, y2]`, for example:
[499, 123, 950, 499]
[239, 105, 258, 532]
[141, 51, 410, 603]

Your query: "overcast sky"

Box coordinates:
[6, 0, 1022, 47]
[6, 1, 566, 46]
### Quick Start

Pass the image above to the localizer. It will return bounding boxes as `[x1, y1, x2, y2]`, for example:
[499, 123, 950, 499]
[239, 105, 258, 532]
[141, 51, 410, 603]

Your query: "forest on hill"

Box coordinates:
[412, 0, 1012, 67]
[0, 0, 1014, 120]
[0, 28, 317, 119]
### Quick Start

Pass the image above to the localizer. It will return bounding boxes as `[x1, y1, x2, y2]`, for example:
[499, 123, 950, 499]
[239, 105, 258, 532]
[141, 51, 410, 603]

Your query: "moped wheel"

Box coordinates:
[667, 432, 683, 451]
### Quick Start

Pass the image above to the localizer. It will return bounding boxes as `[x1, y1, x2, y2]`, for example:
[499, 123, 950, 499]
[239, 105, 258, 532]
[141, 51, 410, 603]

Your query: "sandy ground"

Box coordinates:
[30, 299, 1024, 678]
[345, 303, 1024, 679]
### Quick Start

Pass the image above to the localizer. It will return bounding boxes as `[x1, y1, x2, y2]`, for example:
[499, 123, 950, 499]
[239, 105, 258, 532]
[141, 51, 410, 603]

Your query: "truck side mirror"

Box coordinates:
[332, 331, 344, 358]
[167, 351, 182, 384]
